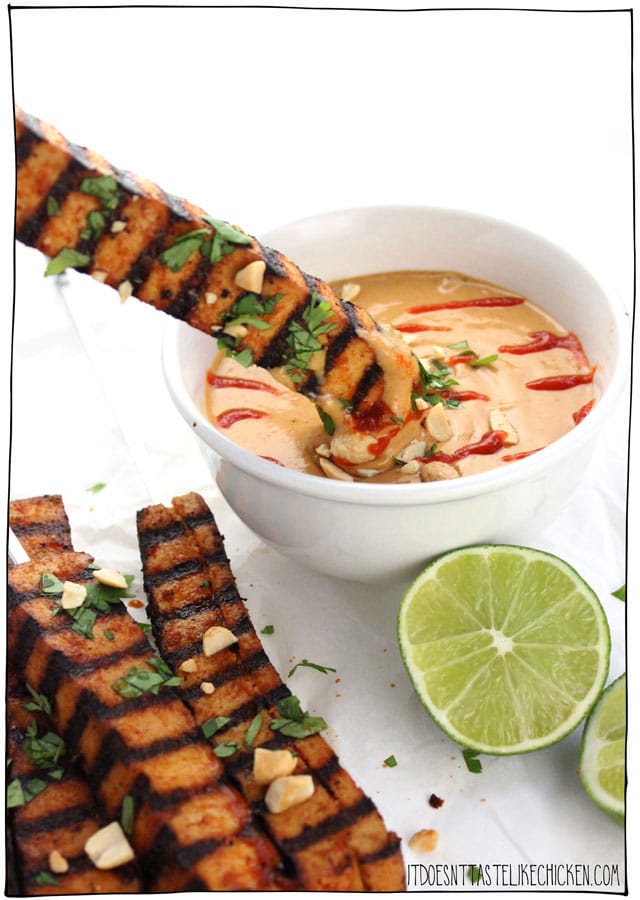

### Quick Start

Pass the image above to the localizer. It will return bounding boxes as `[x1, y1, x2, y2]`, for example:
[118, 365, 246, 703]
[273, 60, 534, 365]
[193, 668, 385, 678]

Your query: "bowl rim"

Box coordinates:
[162, 204, 630, 508]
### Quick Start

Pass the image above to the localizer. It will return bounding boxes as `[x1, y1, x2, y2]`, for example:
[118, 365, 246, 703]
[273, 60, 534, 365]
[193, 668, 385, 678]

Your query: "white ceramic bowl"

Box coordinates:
[162, 206, 627, 583]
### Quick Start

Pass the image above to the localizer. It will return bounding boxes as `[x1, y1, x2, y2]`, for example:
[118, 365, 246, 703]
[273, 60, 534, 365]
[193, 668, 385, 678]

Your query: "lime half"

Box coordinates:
[580, 673, 626, 823]
[398, 545, 610, 754]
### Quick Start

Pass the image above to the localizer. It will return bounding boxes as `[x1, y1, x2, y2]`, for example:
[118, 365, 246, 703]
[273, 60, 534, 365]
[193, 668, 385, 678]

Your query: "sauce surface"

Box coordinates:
[205, 271, 595, 482]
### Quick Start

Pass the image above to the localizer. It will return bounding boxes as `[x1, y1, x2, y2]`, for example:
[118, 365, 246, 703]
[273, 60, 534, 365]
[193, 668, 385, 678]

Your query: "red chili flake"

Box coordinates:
[408, 296, 525, 315]
[128, 599, 144, 609]
[429, 793, 445, 809]
[572, 398, 596, 425]
[216, 408, 268, 428]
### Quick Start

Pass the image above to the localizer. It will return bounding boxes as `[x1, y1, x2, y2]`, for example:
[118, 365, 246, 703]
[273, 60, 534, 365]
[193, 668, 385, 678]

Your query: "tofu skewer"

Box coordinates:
[137, 491, 405, 891]
[15, 107, 425, 471]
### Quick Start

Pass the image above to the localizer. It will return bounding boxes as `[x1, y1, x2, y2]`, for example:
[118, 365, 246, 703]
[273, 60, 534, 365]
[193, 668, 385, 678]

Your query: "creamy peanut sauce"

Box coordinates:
[205, 271, 595, 482]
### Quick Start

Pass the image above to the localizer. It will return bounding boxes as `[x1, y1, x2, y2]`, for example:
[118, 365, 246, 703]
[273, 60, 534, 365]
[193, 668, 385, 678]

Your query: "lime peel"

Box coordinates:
[579, 673, 626, 823]
[398, 545, 610, 755]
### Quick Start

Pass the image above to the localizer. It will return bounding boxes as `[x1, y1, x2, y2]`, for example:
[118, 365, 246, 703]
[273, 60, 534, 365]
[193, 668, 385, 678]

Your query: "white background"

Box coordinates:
[2, 2, 636, 895]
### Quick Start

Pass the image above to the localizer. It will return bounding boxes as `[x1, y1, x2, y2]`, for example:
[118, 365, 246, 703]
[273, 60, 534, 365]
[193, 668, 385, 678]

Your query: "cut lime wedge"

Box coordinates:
[580, 673, 625, 823]
[398, 545, 610, 754]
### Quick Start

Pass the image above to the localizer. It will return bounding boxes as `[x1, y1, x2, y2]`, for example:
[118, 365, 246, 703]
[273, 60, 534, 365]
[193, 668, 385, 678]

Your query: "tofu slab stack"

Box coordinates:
[6, 494, 405, 892]
[15, 107, 421, 464]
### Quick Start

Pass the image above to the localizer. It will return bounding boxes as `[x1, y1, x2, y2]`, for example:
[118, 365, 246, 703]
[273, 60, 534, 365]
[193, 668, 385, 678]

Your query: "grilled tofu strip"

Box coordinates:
[7, 500, 141, 894]
[137, 492, 405, 891]
[9, 495, 73, 563]
[15, 107, 423, 467]
[7, 688, 141, 895]
[7, 551, 296, 891]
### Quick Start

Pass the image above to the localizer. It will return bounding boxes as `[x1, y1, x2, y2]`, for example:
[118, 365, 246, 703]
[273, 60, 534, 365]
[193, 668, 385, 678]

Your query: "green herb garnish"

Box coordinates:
[120, 794, 135, 835]
[159, 228, 210, 272]
[214, 741, 239, 758]
[23, 723, 65, 773]
[202, 216, 252, 263]
[33, 872, 60, 887]
[415, 359, 460, 409]
[79, 174, 120, 211]
[469, 354, 498, 368]
[383, 755, 398, 768]
[23, 683, 52, 716]
[202, 716, 232, 739]
[7, 776, 49, 808]
[44, 247, 91, 277]
[40, 572, 64, 594]
[244, 711, 264, 748]
[284, 291, 336, 382]
[316, 406, 335, 436]
[103, 629, 115, 641]
[86, 482, 107, 493]
[270, 695, 327, 739]
[41, 571, 134, 639]
[46, 195, 61, 217]
[462, 747, 483, 773]
[288, 659, 337, 678]
[612, 585, 626, 601]
[261, 625, 275, 635]
[111, 657, 183, 698]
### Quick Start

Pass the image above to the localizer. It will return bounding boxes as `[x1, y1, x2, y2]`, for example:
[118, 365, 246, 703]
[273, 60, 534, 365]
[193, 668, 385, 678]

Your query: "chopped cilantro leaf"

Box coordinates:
[244, 711, 264, 748]
[383, 755, 398, 768]
[45, 248, 91, 277]
[202, 716, 232, 739]
[462, 748, 483, 773]
[288, 659, 337, 678]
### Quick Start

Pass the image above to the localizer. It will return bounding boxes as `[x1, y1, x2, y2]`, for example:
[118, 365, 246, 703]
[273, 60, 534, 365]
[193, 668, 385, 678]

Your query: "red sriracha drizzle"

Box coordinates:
[503, 448, 543, 462]
[498, 330, 588, 366]
[425, 430, 508, 464]
[526, 369, 595, 391]
[394, 323, 453, 333]
[435, 389, 490, 402]
[573, 399, 596, 425]
[216, 408, 267, 428]
[207, 372, 279, 394]
[408, 296, 525, 315]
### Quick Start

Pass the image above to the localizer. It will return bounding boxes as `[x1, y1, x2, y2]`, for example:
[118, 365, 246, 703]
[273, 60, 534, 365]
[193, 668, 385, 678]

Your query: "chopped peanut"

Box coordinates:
[93, 568, 128, 590]
[408, 828, 439, 853]
[235, 260, 266, 293]
[48, 850, 69, 874]
[264, 775, 314, 813]
[420, 461, 460, 482]
[61, 581, 87, 610]
[425, 403, 452, 443]
[84, 822, 135, 870]
[202, 625, 238, 657]
[253, 748, 298, 785]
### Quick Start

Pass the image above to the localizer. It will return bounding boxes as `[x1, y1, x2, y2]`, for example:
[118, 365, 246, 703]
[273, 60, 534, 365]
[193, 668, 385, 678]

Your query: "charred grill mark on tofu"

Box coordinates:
[137, 491, 406, 891]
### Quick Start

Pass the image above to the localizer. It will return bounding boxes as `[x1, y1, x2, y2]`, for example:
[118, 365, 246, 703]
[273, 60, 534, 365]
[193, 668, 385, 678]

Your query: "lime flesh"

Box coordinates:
[398, 545, 610, 754]
[580, 673, 625, 822]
